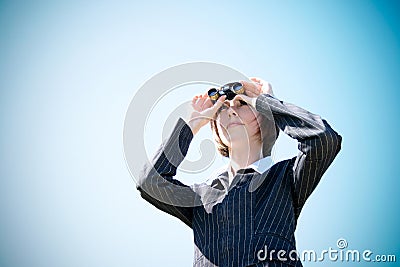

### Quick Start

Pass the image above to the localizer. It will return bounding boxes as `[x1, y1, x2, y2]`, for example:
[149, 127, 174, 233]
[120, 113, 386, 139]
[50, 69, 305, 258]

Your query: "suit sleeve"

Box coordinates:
[136, 118, 196, 228]
[255, 94, 342, 218]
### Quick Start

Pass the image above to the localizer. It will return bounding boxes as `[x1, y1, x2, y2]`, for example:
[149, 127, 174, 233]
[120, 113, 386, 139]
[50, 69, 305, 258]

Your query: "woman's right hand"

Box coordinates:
[188, 93, 226, 135]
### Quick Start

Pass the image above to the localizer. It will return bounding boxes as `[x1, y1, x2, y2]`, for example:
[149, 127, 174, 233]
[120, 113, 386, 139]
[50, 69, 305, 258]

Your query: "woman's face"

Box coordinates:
[215, 99, 262, 148]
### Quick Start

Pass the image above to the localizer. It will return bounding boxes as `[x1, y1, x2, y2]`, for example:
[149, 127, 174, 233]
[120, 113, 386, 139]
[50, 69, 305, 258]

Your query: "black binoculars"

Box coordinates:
[208, 82, 245, 103]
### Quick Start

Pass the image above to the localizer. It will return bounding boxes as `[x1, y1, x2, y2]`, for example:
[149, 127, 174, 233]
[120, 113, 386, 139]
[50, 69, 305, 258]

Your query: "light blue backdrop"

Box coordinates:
[0, 0, 399, 266]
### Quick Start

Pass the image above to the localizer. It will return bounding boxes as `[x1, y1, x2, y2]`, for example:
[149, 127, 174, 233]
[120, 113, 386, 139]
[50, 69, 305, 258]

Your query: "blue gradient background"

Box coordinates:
[1, 0, 399, 266]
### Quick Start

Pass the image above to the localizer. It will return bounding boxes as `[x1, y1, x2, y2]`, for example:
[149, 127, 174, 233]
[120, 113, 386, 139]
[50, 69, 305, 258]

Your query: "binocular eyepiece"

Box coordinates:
[208, 82, 244, 103]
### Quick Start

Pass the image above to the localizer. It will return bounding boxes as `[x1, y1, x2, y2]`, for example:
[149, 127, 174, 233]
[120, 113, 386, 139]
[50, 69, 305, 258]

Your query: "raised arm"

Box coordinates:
[237, 79, 342, 217]
[255, 93, 342, 217]
[137, 118, 196, 227]
[137, 92, 227, 228]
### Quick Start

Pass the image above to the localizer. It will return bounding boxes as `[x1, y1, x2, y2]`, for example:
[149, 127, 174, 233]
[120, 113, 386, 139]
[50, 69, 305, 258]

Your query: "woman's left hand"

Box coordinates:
[235, 77, 274, 107]
[249, 77, 274, 96]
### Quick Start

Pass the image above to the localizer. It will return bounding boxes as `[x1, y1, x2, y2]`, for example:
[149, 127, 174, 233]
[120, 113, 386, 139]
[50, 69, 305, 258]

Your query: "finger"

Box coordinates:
[233, 94, 243, 102]
[233, 94, 249, 101]
[251, 77, 263, 86]
[202, 92, 213, 108]
[192, 94, 201, 102]
[240, 80, 251, 86]
[211, 95, 226, 111]
[203, 97, 213, 109]
[192, 95, 199, 105]
[250, 77, 260, 83]
[240, 80, 253, 91]
[242, 80, 259, 89]
[197, 96, 207, 107]
[257, 78, 267, 84]
[192, 95, 204, 109]
[195, 96, 204, 107]
[250, 77, 265, 89]
[241, 80, 260, 95]
[233, 94, 252, 104]
[246, 91, 259, 98]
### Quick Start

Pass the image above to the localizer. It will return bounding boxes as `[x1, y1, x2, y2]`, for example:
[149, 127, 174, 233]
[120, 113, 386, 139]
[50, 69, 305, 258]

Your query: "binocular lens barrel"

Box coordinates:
[232, 83, 244, 94]
[208, 88, 220, 101]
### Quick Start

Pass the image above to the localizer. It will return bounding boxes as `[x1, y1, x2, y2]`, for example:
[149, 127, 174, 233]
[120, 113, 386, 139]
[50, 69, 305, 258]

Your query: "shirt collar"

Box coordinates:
[206, 156, 274, 190]
[246, 156, 274, 174]
[226, 156, 273, 181]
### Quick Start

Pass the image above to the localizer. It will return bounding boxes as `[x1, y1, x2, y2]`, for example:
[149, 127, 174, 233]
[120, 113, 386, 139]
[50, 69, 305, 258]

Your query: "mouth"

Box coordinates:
[227, 122, 245, 129]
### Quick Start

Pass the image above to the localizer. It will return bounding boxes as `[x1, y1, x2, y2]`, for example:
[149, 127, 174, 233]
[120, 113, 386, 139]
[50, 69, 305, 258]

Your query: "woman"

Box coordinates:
[137, 78, 342, 267]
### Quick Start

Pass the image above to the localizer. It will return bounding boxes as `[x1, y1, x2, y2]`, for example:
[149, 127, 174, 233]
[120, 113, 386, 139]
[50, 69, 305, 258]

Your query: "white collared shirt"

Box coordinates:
[246, 156, 274, 174]
[204, 156, 274, 187]
[227, 156, 274, 182]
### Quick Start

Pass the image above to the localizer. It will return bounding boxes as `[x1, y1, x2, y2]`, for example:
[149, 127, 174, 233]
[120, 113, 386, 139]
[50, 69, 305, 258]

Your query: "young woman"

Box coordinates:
[137, 78, 342, 267]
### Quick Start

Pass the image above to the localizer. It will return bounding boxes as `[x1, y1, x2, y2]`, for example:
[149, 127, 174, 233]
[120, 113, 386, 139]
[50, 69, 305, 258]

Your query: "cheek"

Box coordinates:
[216, 122, 230, 145]
[240, 110, 262, 134]
[217, 113, 229, 129]
[241, 109, 259, 126]
[216, 116, 229, 138]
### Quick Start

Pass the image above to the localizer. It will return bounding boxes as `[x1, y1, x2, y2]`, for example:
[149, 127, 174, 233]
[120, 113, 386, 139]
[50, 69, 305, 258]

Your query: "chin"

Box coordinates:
[226, 129, 250, 142]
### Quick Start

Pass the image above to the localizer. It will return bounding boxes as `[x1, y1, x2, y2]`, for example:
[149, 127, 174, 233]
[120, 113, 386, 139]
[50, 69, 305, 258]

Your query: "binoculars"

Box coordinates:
[208, 82, 244, 103]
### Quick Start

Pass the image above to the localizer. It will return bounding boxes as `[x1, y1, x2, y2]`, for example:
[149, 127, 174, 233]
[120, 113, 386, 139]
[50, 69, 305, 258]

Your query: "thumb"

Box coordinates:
[211, 95, 227, 113]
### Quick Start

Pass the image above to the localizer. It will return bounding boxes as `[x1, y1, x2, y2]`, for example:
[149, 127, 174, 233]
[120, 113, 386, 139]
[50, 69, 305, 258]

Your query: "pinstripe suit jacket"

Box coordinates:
[137, 94, 342, 267]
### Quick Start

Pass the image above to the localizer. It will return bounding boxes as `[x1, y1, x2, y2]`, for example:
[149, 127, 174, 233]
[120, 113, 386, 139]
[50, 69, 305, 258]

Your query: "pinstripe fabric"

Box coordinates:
[137, 94, 342, 267]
